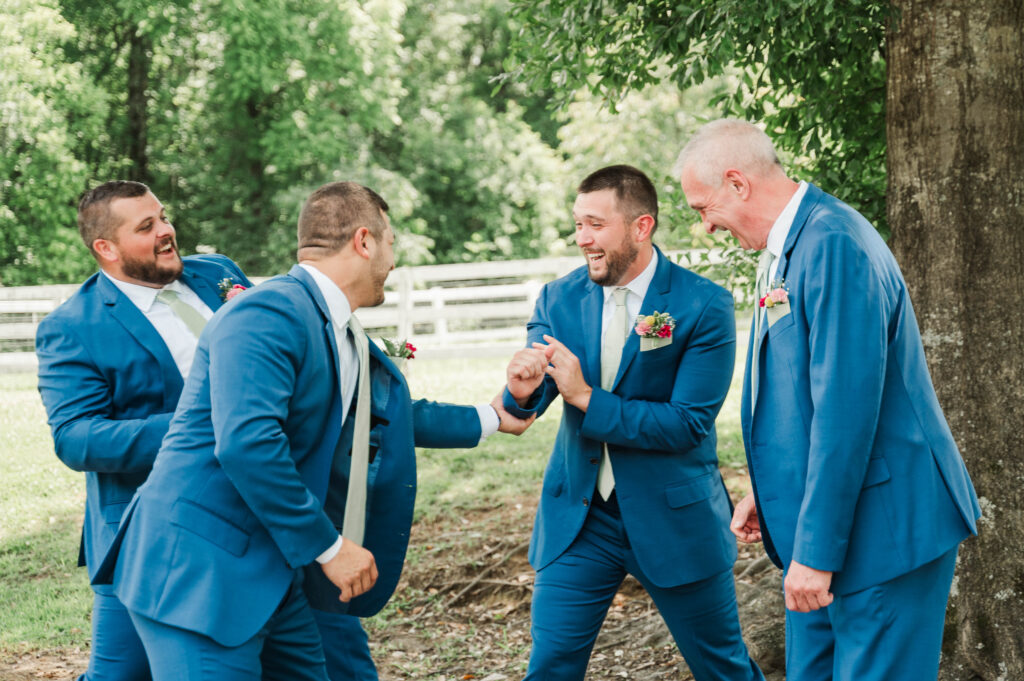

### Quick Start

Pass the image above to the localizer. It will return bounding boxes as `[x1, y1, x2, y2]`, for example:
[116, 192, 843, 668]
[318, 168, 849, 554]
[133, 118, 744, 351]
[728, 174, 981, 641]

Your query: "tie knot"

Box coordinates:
[612, 287, 629, 306]
[156, 289, 180, 303]
[758, 250, 775, 272]
[347, 314, 364, 335]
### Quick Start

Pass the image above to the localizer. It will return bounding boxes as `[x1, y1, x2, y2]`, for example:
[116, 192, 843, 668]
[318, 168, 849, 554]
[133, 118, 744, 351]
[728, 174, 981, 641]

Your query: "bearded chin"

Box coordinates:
[588, 239, 638, 287]
[122, 253, 183, 286]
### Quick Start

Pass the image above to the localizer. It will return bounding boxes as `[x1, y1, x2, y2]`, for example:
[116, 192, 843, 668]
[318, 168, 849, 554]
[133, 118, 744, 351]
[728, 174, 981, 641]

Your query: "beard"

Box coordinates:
[367, 253, 392, 307]
[585, 234, 639, 287]
[121, 236, 184, 286]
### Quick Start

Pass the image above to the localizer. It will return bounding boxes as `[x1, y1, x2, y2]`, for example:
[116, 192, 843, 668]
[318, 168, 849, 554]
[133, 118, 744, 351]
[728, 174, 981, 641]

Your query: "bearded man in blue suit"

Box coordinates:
[503, 165, 763, 681]
[93, 182, 529, 680]
[676, 119, 980, 681]
[35, 181, 252, 681]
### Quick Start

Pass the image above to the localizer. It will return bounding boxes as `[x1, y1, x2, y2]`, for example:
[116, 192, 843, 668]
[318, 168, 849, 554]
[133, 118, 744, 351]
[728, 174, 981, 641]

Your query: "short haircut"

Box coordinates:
[577, 165, 659, 234]
[673, 118, 781, 187]
[297, 182, 390, 260]
[77, 181, 150, 256]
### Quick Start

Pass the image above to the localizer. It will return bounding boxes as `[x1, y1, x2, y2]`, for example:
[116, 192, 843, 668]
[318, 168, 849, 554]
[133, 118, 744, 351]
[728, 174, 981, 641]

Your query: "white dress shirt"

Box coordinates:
[298, 264, 498, 563]
[102, 272, 213, 379]
[764, 181, 809, 283]
[601, 248, 659, 343]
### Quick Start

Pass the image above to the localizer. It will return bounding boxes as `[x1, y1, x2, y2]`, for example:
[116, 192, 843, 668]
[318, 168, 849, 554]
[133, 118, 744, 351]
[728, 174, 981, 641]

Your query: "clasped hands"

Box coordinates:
[507, 335, 592, 411]
[731, 494, 834, 613]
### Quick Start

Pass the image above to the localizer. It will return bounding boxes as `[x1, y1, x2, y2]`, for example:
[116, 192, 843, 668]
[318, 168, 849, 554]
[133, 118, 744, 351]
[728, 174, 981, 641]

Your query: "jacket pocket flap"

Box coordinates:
[665, 473, 715, 508]
[170, 499, 250, 556]
[863, 457, 891, 488]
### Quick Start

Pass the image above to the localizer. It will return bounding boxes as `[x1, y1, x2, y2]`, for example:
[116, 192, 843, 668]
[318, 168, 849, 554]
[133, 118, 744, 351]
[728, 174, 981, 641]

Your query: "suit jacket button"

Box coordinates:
[582, 497, 589, 506]
[589, 458, 598, 465]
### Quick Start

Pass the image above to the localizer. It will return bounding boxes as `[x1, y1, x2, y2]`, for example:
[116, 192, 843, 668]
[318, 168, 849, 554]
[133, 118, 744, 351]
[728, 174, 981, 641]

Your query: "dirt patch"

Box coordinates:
[1, 469, 786, 680]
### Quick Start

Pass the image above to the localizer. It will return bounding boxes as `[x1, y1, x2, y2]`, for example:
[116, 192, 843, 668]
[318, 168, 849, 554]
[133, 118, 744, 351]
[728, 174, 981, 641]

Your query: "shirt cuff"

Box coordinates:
[476, 403, 500, 442]
[315, 535, 344, 564]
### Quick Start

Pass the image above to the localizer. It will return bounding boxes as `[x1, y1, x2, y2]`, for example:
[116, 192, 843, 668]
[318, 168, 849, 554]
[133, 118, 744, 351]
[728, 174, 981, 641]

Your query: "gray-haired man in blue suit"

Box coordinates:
[676, 119, 980, 681]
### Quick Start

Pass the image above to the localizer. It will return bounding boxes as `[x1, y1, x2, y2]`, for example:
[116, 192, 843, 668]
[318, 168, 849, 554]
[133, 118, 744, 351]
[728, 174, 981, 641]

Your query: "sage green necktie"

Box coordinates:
[342, 314, 371, 546]
[751, 250, 776, 413]
[597, 287, 629, 500]
[156, 289, 207, 339]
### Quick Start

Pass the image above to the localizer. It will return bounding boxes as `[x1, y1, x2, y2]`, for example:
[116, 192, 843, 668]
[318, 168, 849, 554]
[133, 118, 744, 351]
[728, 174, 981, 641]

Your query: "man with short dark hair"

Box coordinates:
[36, 180, 252, 681]
[504, 165, 763, 680]
[94, 181, 531, 680]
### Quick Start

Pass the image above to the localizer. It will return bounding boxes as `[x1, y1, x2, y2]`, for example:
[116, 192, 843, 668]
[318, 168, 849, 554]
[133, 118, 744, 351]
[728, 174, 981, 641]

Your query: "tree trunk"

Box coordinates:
[127, 27, 151, 184]
[886, 2, 1024, 679]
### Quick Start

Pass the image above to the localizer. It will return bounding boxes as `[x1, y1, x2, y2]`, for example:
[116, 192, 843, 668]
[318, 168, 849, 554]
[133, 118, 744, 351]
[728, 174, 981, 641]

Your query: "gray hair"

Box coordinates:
[673, 119, 782, 187]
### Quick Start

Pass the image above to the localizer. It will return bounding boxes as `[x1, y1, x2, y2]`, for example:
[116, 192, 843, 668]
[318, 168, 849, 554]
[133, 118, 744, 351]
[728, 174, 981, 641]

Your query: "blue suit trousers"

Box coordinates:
[129, 572, 328, 681]
[525, 496, 763, 681]
[312, 610, 379, 681]
[785, 546, 959, 681]
[78, 590, 151, 681]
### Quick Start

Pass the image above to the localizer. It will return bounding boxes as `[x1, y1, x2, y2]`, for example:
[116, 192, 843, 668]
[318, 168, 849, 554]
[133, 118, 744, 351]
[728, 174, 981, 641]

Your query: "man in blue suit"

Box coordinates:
[675, 119, 981, 681]
[93, 181, 528, 680]
[503, 166, 763, 681]
[36, 180, 252, 681]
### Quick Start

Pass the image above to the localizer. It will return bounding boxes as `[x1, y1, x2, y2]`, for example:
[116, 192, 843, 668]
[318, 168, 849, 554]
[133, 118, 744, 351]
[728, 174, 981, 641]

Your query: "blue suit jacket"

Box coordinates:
[35, 254, 250, 586]
[93, 265, 480, 646]
[505, 248, 738, 588]
[743, 184, 980, 595]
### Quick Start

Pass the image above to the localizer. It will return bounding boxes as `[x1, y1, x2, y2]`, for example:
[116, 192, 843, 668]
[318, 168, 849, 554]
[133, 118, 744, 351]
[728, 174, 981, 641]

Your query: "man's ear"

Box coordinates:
[352, 226, 372, 259]
[633, 214, 656, 243]
[92, 238, 119, 264]
[723, 169, 751, 200]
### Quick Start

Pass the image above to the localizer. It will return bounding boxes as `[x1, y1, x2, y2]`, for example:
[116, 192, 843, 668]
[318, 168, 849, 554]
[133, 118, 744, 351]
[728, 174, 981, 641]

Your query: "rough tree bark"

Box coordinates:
[887, 2, 1024, 679]
[126, 27, 151, 184]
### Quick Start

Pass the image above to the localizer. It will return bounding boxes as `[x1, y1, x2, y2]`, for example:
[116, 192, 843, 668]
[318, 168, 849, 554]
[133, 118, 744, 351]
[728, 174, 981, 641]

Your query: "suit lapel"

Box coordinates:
[98, 275, 183, 403]
[180, 266, 224, 311]
[611, 247, 671, 392]
[580, 281, 604, 388]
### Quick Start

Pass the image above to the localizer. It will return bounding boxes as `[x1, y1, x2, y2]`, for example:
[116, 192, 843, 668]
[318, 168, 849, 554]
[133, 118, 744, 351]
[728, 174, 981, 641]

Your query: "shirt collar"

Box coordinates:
[101, 270, 187, 313]
[603, 247, 658, 303]
[298, 263, 353, 329]
[765, 181, 809, 259]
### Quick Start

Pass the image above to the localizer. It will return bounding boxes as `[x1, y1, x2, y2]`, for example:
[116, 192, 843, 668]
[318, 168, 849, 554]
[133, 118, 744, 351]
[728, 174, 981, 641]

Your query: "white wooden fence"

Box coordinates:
[0, 255, 598, 373]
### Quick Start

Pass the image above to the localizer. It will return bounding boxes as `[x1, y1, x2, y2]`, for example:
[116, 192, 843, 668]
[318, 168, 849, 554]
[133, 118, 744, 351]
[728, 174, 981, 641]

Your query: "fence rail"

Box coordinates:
[0, 255, 617, 372]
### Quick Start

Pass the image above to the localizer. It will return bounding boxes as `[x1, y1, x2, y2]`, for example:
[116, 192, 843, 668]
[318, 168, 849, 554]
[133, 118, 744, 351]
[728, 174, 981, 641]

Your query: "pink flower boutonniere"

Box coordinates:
[634, 311, 675, 350]
[759, 279, 789, 309]
[218, 278, 247, 302]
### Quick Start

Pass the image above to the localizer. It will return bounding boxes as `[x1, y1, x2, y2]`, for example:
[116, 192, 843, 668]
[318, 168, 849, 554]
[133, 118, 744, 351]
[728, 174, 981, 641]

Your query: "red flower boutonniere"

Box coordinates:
[634, 311, 675, 350]
[382, 338, 416, 360]
[218, 278, 247, 302]
[760, 280, 789, 309]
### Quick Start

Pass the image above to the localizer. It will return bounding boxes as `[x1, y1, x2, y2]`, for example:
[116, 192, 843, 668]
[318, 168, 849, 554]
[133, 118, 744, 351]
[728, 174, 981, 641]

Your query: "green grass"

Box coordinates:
[0, 339, 747, 654]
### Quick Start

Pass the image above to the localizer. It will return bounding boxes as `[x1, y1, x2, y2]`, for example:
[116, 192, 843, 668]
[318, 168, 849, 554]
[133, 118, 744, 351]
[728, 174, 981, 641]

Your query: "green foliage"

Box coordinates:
[507, 0, 890, 237]
[0, 0, 105, 285]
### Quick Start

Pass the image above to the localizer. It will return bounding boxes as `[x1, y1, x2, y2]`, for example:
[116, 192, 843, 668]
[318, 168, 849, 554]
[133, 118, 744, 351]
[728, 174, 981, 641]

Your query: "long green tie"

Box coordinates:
[342, 314, 371, 546]
[597, 287, 629, 501]
[156, 289, 207, 339]
[751, 250, 776, 414]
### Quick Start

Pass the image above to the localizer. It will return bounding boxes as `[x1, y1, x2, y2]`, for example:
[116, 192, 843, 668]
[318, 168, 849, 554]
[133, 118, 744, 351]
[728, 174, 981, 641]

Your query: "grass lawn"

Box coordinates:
[0, 321, 749, 662]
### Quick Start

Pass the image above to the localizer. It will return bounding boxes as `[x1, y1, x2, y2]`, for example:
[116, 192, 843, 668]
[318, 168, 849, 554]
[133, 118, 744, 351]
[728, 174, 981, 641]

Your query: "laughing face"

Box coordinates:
[573, 188, 642, 287]
[106, 192, 184, 287]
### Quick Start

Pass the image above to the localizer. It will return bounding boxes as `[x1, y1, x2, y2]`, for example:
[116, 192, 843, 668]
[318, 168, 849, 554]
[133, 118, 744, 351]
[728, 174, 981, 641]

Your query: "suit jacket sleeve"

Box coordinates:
[36, 318, 172, 474]
[411, 400, 482, 448]
[792, 231, 888, 571]
[207, 291, 337, 569]
[582, 287, 736, 451]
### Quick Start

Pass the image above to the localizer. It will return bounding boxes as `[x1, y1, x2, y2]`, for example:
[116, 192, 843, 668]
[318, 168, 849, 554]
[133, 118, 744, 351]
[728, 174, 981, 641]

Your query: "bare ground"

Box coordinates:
[0, 469, 786, 680]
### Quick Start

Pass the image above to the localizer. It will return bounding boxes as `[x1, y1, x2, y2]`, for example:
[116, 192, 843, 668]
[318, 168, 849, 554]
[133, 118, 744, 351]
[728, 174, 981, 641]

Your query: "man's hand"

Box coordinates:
[490, 392, 536, 435]
[506, 347, 548, 406]
[321, 538, 378, 603]
[730, 494, 762, 543]
[784, 561, 834, 613]
[537, 335, 591, 411]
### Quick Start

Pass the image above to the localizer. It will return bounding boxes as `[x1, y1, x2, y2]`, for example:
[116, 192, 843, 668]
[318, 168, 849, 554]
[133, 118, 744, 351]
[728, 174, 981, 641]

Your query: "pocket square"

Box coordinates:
[766, 305, 791, 328]
[640, 335, 672, 351]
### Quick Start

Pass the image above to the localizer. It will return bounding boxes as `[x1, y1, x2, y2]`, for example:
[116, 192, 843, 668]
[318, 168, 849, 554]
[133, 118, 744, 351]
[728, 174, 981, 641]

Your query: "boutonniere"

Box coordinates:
[218, 278, 247, 302]
[634, 311, 675, 351]
[759, 279, 789, 309]
[381, 338, 416, 360]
